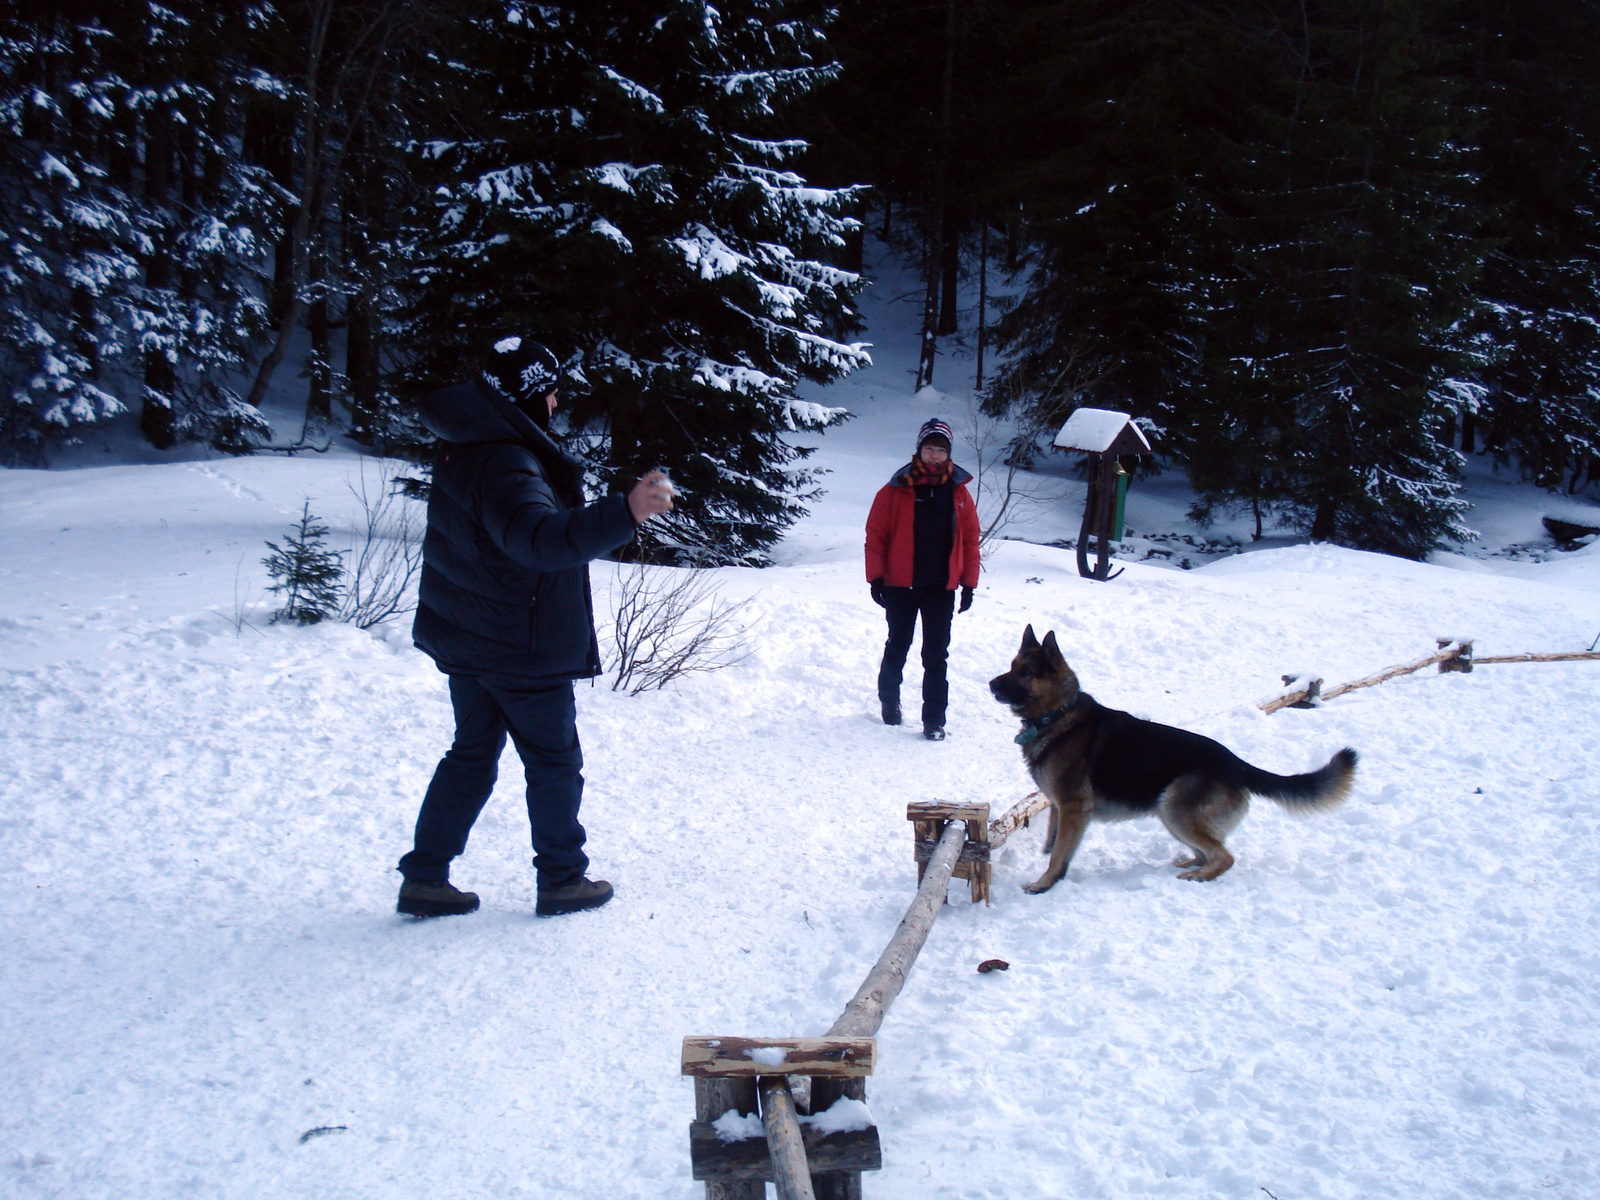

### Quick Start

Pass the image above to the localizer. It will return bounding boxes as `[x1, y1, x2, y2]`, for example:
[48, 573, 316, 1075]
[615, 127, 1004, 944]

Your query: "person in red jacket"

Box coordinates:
[864, 417, 981, 740]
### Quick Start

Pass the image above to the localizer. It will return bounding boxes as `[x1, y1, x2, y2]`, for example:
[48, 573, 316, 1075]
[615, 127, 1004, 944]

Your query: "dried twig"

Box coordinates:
[338, 458, 424, 629]
[959, 396, 1062, 556]
[605, 561, 755, 695]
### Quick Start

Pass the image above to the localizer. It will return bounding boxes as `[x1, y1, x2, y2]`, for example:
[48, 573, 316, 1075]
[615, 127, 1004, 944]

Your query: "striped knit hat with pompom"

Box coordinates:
[916, 417, 954, 452]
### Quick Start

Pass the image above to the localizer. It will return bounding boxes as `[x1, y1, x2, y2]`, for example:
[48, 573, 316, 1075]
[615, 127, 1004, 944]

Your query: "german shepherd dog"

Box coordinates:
[989, 626, 1358, 891]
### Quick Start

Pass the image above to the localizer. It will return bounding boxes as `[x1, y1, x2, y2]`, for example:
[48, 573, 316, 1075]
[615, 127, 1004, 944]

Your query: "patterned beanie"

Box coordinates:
[917, 417, 954, 452]
[483, 337, 560, 405]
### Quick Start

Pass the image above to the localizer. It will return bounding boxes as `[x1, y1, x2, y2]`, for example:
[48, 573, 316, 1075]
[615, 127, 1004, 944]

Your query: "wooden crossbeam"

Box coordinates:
[682, 1037, 876, 1079]
[689, 1122, 882, 1182]
[906, 800, 990, 822]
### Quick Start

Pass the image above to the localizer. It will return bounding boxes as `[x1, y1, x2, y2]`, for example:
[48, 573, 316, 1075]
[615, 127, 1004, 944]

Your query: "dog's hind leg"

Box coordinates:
[1023, 787, 1091, 894]
[1160, 779, 1248, 882]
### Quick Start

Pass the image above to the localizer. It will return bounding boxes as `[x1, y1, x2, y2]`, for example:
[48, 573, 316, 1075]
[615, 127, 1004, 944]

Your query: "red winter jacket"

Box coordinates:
[864, 462, 981, 590]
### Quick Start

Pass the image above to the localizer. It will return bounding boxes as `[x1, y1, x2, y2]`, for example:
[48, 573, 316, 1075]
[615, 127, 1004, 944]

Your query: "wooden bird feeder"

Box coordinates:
[1053, 408, 1152, 580]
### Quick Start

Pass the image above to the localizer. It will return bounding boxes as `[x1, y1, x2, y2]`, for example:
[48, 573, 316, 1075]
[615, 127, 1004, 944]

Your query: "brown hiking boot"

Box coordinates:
[397, 879, 480, 918]
[535, 877, 613, 917]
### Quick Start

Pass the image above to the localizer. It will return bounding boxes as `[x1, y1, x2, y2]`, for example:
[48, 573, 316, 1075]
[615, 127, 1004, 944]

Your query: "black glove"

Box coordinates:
[870, 577, 886, 607]
[959, 586, 974, 613]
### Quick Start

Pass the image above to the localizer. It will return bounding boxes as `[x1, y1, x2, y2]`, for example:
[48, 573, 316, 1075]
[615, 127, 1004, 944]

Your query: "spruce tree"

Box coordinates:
[0, 4, 277, 459]
[263, 501, 345, 624]
[394, 0, 870, 563]
[1454, 0, 1600, 492]
[0, 12, 137, 462]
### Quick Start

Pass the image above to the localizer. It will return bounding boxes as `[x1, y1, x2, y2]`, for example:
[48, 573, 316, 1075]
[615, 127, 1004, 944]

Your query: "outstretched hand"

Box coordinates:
[628, 471, 674, 523]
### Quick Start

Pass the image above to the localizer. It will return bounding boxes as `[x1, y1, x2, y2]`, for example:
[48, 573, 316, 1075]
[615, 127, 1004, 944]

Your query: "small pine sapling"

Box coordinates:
[263, 501, 345, 625]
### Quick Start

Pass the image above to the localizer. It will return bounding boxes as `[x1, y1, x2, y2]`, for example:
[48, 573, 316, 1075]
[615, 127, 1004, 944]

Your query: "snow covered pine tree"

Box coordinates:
[397, 1, 870, 563]
[0, 5, 276, 460]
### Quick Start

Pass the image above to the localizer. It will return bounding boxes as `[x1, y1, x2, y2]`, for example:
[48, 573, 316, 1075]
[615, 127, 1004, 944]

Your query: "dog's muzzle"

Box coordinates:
[989, 674, 1026, 706]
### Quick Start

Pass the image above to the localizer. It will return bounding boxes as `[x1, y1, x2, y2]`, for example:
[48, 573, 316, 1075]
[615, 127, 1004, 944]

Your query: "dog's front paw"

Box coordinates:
[1021, 878, 1056, 895]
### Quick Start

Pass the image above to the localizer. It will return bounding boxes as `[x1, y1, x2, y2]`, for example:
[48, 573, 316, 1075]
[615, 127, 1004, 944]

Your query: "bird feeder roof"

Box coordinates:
[1052, 408, 1153, 455]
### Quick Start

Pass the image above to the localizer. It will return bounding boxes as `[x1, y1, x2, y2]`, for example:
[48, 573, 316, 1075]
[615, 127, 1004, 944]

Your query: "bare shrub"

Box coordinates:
[338, 458, 425, 629]
[605, 560, 755, 695]
[960, 396, 1064, 556]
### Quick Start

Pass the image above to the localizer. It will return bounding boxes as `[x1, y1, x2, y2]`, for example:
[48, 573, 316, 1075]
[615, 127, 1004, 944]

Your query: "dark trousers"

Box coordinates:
[877, 585, 956, 729]
[398, 674, 588, 887]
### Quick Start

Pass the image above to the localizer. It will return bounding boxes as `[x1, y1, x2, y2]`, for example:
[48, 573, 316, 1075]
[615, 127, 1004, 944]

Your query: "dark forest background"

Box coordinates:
[5, 0, 1598, 560]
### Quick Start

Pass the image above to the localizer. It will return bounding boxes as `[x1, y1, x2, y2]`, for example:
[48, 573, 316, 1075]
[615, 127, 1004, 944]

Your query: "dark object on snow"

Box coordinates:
[411, 378, 635, 680]
[866, 446, 980, 735]
[397, 878, 480, 918]
[977, 958, 1010, 974]
[991, 624, 1357, 890]
[1543, 515, 1600, 545]
[535, 876, 614, 917]
[1051, 409, 1153, 581]
[398, 375, 639, 902]
[298, 1125, 348, 1144]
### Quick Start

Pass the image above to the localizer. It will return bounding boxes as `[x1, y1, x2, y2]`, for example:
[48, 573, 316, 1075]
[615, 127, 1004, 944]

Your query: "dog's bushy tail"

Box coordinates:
[1239, 747, 1358, 813]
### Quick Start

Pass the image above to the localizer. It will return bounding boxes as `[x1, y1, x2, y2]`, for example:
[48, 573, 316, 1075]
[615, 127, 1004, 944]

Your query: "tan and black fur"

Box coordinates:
[989, 626, 1357, 891]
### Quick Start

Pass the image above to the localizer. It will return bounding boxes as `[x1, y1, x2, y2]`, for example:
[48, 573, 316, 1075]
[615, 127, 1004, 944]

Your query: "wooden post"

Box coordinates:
[810, 1076, 868, 1200]
[695, 1076, 763, 1200]
[1093, 452, 1117, 579]
[761, 1077, 817, 1200]
[908, 801, 990, 904]
[684, 816, 969, 1198]
[966, 815, 991, 904]
[1075, 453, 1099, 579]
[1438, 637, 1473, 673]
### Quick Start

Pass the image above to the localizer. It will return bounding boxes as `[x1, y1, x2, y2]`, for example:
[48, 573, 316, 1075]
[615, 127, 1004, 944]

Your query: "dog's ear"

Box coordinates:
[1041, 630, 1065, 666]
[1021, 624, 1039, 651]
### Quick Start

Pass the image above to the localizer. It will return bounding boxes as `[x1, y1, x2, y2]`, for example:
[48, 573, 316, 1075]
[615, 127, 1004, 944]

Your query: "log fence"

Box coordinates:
[1257, 639, 1600, 714]
[682, 637, 1598, 1196]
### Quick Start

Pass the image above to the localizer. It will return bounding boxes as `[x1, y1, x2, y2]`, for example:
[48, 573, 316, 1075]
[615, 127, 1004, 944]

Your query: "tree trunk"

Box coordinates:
[1310, 497, 1337, 541]
[306, 254, 332, 428]
[915, 227, 938, 390]
[140, 107, 177, 449]
[975, 221, 988, 388]
[937, 201, 959, 336]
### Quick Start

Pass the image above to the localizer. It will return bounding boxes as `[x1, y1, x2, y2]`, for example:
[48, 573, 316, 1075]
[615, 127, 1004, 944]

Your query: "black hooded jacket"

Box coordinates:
[411, 378, 638, 680]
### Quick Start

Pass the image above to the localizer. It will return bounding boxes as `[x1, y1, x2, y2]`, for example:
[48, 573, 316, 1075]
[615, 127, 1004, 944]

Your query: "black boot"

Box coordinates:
[397, 879, 480, 918]
[881, 699, 902, 726]
[536, 876, 614, 917]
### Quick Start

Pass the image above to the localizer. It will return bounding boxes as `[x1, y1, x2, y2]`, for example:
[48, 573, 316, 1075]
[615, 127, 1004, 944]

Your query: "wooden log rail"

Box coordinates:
[682, 819, 967, 1200]
[1256, 639, 1600, 714]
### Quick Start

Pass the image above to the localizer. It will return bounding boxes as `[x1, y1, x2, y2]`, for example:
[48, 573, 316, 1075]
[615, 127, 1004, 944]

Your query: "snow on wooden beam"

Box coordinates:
[1052, 407, 1152, 456]
[681, 1037, 876, 1079]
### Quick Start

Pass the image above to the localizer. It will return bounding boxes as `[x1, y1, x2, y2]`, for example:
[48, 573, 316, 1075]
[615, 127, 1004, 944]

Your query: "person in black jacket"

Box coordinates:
[396, 337, 673, 918]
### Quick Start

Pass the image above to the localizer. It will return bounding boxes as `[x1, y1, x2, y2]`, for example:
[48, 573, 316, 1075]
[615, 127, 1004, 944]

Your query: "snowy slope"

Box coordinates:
[3, 251, 1599, 1200]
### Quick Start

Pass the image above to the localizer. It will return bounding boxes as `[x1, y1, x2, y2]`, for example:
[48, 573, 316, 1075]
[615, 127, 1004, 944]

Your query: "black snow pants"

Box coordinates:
[877, 584, 956, 731]
[398, 673, 588, 887]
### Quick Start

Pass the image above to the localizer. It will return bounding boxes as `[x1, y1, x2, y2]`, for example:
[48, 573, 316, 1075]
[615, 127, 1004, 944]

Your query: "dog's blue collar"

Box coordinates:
[1014, 697, 1078, 746]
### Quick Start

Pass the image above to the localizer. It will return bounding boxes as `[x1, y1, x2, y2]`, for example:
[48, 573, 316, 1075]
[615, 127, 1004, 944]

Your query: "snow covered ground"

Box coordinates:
[4, 254, 1599, 1199]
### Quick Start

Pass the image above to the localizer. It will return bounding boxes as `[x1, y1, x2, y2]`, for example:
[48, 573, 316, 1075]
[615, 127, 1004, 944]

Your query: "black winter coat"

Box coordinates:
[411, 379, 638, 681]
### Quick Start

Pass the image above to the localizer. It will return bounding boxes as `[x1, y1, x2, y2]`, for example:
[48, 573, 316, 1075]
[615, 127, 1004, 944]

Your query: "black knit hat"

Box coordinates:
[917, 417, 954, 452]
[482, 337, 561, 410]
